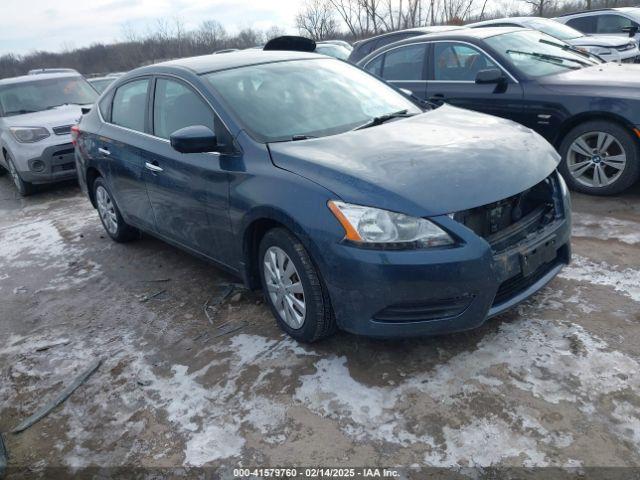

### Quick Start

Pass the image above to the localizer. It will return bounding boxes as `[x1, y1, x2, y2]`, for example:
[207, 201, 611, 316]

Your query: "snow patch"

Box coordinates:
[572, 212, 640, 244]
[560, 255, 640, 302]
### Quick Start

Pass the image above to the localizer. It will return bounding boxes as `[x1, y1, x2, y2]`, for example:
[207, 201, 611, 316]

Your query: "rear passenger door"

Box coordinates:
[362, 43, 428, 99]
[99, 77, 156, 230]
[143, 76, 235, 264]
[593, 13, 640, 40]
[426, 41, 525, 122]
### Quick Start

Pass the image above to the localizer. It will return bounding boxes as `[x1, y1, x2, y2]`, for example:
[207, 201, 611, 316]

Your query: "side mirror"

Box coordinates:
[170, 125, 218, 154]
[475, 68, 506, 85]
[622, 26, 639, 38]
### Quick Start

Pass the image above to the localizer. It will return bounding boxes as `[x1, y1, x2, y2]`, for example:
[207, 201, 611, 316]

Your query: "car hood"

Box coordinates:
[1, 104, 87, 129]
[540, 62, 640, 92]
[268, 105, 560, 217]
[569, 35, 635, 48]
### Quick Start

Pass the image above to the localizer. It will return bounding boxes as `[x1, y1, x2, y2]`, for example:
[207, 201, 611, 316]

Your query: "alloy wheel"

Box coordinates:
[567, 131, 626, 188]
[95, 185, 118, 234]
[263, 246, 306, 329]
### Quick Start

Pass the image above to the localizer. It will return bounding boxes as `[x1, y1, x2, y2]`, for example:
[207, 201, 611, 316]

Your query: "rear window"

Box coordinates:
[566, 16, 597, 34]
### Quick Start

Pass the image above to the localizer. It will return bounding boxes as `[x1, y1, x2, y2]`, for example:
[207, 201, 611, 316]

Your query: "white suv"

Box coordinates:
[0, 73, 97, 195]
[555, 7, 640, 51]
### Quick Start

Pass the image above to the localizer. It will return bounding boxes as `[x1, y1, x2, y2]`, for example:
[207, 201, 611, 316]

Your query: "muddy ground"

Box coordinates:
[0, 175, 639, 479]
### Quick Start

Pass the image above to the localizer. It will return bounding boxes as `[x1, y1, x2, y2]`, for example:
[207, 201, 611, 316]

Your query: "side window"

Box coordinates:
[359, 39, 380, 57]
[566, 16, 597, 34]
[433, 43, 498, 82]
[595, 14, 637, 34]
[153, 78, 214, 140]
[111, 79, 149, 132]
[364, 54, 384, 77]
[381, 44, 427, 80]
[98, 90, 113, 121]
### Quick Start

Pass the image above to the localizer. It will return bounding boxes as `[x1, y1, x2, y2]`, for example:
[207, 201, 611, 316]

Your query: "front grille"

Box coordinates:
[51, 147, 74, 157]
[373, 296, 472, 322]
[453, 175, 558, 253]
[52, 125, 73, 135]
[52, 162, 76, 173]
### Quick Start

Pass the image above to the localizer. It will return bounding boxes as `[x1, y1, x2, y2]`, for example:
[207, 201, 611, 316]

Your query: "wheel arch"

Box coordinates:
[240, 208, 323, 290]
[553, 111, 640, 150]
[85, 166, 106, 208]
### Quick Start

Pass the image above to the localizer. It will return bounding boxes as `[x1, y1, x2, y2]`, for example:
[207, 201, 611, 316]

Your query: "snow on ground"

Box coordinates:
[560, 255, 640, 302]
[572, 212, 640, 244]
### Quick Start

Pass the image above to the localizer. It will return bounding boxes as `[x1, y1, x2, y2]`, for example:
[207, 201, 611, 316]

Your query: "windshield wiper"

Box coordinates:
[291, 134, 317, 141]
[538, 39, 595, 64]
[506, 49, 584, 69]
[353, 109, 413, 131]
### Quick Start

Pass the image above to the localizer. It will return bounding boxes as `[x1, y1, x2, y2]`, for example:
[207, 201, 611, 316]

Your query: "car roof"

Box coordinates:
[410, 26, 526, 41]
[0, 72, 82, 86]
[148, 49, 323, 75]
[556, 7, 640, 17]
[468, 16, 549, 26]
[355, 25, 460, 45]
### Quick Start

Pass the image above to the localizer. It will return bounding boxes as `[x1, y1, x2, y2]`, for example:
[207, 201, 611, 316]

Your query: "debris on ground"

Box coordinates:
[139, 290, 166, 303]
[12, 286, 27, 294]
[203, 284, 237, 324]
[0, 432, 7, 478]
[11, 359, 102, 434]
[35, 339, 70, 352]
[210, 322, 247, 339]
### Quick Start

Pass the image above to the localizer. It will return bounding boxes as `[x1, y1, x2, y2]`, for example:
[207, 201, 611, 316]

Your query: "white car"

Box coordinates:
[468, 16, 639, 62]
[555, 7, 640, 46]
[0, 73, 97, 195]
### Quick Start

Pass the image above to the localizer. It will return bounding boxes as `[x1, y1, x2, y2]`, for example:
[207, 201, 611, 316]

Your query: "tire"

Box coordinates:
[6, 155, 33, 196]
[559, 120, 640, 196]
[258, 228, 336, 342]
[93, 177, 138, 242]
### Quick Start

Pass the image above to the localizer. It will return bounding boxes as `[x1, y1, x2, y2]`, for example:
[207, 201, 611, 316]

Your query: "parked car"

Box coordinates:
[359, 26, 640, 195]
[74, 50, 570, 342]
[317, 39, 352, 50]
[467, 16, 639, 63]
[88, 76, 117, 93]
[0, 72, 98, 195]
[555, 7, 640, 44]
[315, 42, 352, 60]
[348, 26, 461, 63]
[28, 68, 79, 75]
[213, 48, 239, 54]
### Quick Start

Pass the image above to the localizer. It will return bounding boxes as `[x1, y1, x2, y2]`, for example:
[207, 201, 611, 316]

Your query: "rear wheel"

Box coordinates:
[258, 228, 336, 342]
[559, 120, 640, 195]
[93, 177, 138, 242]
[6, 155, 33, 196]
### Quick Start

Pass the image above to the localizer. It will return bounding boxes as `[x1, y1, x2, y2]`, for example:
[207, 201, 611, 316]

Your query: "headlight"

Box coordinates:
[328, 200, 454, 249]
[9, 126, 50, 143]
[583, 46, 613, 56]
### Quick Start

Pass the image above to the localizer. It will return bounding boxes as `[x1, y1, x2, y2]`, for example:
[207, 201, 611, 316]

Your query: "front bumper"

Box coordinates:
[20, 142, 77, 184]
[320, 177, 572, 338]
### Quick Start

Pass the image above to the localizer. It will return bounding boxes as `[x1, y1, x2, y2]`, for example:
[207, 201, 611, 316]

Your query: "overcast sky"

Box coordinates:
[0, 0, 300, 56]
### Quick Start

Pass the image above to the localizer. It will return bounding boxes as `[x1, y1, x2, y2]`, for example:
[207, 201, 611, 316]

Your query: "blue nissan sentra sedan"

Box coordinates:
[74, 50, 571, 342]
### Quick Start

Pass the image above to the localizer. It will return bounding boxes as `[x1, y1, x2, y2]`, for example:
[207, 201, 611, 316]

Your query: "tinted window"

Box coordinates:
[378, 32, 416, 49]
[381, 44, 427, 80]
[595, 14, 638, 34]
[566, 16, 597, 33]
[433, 43, 498, 81]
[204, 58, 420, 143]
[153, 78, 214, 140]
[111, 79, 149, 132]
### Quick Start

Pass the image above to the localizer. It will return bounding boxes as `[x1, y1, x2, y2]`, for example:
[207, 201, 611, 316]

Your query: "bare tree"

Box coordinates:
[520, 0, 554, 16]
[296, 0, 340, 39]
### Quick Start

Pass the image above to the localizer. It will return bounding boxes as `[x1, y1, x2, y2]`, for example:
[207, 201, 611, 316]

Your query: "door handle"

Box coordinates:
[145, 161, 163, 173]
[98, 147, 110, 156]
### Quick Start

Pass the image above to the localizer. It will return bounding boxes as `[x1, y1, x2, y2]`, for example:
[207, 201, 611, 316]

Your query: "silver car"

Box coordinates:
[0, 73, 97, 195]
[467, 16, 639, 62]
[555, 7, 640, 44]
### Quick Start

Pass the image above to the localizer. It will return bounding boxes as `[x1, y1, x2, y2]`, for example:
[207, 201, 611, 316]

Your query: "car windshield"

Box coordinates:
[0, 76, 97, 116]
[89, 78, 115, 94]
[486, 30, 600, 78]
[315, 44, 351, 60]
[524, 18, 584, 40]
[203, 58, 421, 142]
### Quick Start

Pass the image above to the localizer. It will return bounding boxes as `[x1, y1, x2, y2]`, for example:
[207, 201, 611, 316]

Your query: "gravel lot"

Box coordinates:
[1, 175, 639, 478]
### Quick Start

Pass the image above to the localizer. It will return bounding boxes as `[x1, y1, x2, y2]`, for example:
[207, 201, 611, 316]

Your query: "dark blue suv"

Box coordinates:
[74, 50, 571, 342]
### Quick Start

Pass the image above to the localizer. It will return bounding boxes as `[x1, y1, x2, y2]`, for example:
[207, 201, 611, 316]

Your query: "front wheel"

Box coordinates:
[258, 228, 336, 342]
[559, 120, 640, 195]
[6, 155, 33, 196]
[93, 177, 138, 242]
